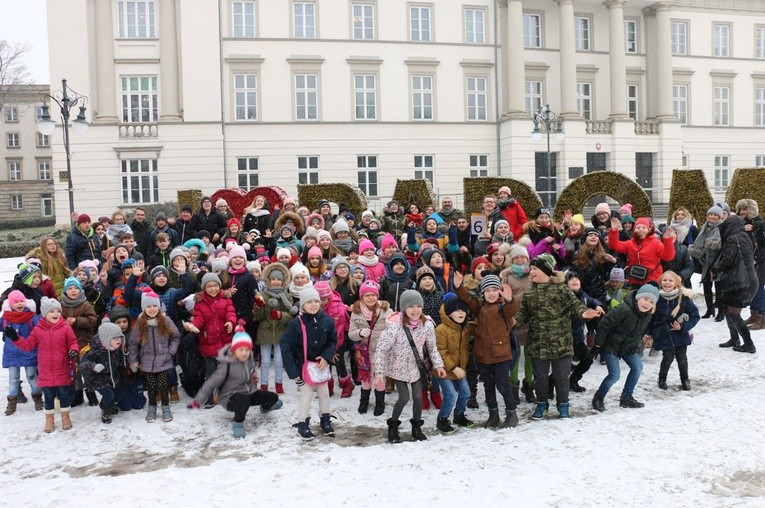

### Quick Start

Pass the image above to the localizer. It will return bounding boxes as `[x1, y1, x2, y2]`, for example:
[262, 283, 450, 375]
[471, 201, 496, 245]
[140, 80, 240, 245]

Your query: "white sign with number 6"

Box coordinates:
[471, 214, 485, 236]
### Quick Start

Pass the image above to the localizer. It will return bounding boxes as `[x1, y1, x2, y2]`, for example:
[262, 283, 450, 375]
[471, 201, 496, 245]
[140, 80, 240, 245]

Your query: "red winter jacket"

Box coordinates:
[608, 229, 676, 285]
[13, 317, 79, 387]
[191, 292, 237, 357]
[500, 200, 529, 242]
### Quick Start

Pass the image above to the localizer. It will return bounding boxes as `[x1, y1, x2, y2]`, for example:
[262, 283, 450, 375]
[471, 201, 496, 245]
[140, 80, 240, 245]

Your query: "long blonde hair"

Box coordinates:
[660, 270, 684, 318]
[37, 236, 70, 279]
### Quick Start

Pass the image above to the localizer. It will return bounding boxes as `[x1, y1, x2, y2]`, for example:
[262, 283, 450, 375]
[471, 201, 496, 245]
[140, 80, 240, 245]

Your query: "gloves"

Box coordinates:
[68, 350, 79, 360]
[254, 295, 266, 309]
[358, 328, 371, 338]
[3, 326, 19, 341]
[677, 313, 689, 324]
[270, 309, 282, 321]
[268, 298, 279, 308]
[187, 400, 201, 409]
[295, 378, 305, 387]
[93, 364, 105, 373]
[130, 363, 139, 373]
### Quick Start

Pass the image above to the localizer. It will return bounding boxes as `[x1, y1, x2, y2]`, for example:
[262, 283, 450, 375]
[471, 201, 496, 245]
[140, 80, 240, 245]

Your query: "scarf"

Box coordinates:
[358, 255, 379, 267]
[670, 217, 692, 243]
[528, 224, 555, 245]
[248, 208, 270, 218]
[2, 309, 35, 325]
[61, 291, 87, 308]
[491, 233, 513, 244]
[228, 266, 246, 275]
[689, 221, 722, 259]
[660, 288, 679, 300]
[263, 286, 293, 310]
[360, 302, 378, 322]
[289, 281, 313, 299]
[147, 317, 158, 326]
[508, 264, 529, 278]
[385, 266, 410, 283]
[333, 237, 353, 254]
[107, 223, 133, 241]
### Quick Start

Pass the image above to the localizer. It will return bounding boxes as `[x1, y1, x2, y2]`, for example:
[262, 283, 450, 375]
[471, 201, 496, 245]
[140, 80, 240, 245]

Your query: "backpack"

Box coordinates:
[177, 333, 206, 397]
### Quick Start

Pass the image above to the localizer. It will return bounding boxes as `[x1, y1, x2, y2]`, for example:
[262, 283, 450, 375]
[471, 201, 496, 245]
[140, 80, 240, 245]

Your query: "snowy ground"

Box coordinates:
[1, 256, 764, 507]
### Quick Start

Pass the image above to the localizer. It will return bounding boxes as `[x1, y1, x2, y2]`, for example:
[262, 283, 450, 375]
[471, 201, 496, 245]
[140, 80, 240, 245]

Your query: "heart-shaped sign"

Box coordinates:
[211, 186, 288, 220]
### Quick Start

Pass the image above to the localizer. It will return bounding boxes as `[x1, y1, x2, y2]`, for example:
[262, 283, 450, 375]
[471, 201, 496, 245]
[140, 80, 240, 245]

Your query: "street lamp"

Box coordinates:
[37, 79, 89, 223]
[531, 104, 564, 207]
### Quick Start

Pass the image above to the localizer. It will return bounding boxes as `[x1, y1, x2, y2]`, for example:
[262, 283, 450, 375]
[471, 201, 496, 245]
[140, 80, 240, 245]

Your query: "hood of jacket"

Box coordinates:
[274, 211, 306, 236]
[720, 214, 745, 240]
[262, 262, 292, 287]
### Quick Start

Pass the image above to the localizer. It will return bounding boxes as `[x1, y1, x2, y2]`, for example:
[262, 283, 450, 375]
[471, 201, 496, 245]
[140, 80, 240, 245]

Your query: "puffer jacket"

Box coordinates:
[128, 314, 180, 373]
[0, 278, 43, 315]
[595, 292, 653, 358]
[435, 306, 474, 380]
[80, 334, 126, 390]
[650, 290, 700, 351]
[253, 263, 295, 345]
[498, 198, 529, 241]
[193, 345, 258, 408]
[712, 214, 759, 307]
[1, 303, 40, 368]
[348, 301, 393, 362]
[456, 284, 518, 364]
[222, 267, 259, 323]
[323, 289, 349, 350]
[13, 317, 79, 387]
[608, 228, 675, 286]
[374, 313, 443, 383]
[191, 291, 237, 357]
[65, 225, 101, 270]
[61, 300, 97, 349]
[280, 310, 337, 380]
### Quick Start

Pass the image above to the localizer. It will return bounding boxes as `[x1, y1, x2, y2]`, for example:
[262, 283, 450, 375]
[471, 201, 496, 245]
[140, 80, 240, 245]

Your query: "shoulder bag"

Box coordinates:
[403, 326, 429, 383]
[300, 316, 331, 386]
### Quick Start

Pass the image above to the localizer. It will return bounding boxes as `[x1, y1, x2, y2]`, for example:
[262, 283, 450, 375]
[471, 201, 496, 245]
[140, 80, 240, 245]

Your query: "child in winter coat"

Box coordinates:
[189, 326, 283, 438]
[80, 319, 127, 424]
[280, 288, 338, 440]
[374, 290, 446, 443]
[220, 245, 259, 336]
[107, 305, 146, 411]
[315, 281, 351, 398]
[75, 260, 106, 320]
[306, 246, 333, 283]
[592, 284, 659, 412]
[650, 271, 700, 391]
[60, 276, 98, 408]
[380, 253, 415, 312]
[605, 267, 628, 309]
[357, 239, 386, 283]
[565, 271, 605, 393]
[288, 263, 315, 301]
[414, 265, 444, 409]
[2, 292, 42, 415]
[129, 288, 181, 423]
[9, 297, 79, 433]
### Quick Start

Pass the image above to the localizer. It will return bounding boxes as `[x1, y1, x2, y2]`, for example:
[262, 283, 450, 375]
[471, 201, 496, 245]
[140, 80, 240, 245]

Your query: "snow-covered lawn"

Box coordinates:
[1, 256, 764, 507]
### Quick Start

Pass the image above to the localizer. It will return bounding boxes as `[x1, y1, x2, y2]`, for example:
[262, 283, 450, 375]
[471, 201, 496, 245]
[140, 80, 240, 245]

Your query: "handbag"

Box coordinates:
[718, 237, 749, 293]
[299, 316, 331, 386]
[354, 313, 378, 372]
[403, 326, 429, 382]
[627, 248, 653, 281]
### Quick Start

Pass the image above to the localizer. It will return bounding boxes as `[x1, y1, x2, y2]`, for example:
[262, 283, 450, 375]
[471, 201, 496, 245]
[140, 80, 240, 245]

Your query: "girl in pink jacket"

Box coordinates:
[314, 281, 352, 398]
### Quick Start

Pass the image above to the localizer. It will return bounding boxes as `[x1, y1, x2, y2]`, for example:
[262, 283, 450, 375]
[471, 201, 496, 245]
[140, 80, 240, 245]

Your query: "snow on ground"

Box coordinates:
[1, 256, 764, 507]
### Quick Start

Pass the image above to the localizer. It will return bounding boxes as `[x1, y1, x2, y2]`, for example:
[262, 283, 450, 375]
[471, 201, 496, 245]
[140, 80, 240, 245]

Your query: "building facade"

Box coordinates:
[0, 85, 55, 223]
[46, 0, 765, 225]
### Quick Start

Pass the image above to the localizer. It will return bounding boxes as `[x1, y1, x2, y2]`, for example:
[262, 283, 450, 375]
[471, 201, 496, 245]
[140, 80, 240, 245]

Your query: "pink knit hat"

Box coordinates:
[308, 246, 323, 259]
[359, 280, 379, 298]
[498, 186, 512, 196]
[380, 234, 398, 251]
[619, 203, 633, 215]
[141, 287, 161, 311]
[7, 290, 26, 308]
[228, 244, 247, 261]
[314, 281, 332, 300]
[595, 203, 611, 215]
[358, 239, 375, 254]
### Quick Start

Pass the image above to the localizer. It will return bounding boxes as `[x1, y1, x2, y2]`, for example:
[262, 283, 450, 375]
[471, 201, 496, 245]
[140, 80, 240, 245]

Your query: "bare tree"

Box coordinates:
[0, 40, 33, 113]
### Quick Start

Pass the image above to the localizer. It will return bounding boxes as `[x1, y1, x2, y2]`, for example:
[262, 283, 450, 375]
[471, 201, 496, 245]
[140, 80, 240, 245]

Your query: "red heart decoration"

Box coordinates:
[211, 186, 288, 220]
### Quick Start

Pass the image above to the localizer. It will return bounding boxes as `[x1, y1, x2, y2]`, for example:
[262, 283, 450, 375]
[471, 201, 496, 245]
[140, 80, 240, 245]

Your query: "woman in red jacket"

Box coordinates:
[607, 217, 676, 287]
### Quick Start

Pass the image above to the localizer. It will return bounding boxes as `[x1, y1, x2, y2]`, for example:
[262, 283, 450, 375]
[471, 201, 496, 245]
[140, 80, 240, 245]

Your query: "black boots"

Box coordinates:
[467, 388, 479, 409]
[521, 379, 537, 403]
[619, 395, 645, 408]
[570, 376, 586, 393]
[72, 390, 84, 407]
[592, 394, 605, 412]
[358, 388, 371, 414]
[373, 390, 385, 416]
[101, 408, 112, 424]
[719, 337, 739, 348]
[502, 409, 519, 428]
[701, 309, 715, 319]
[386, 418, 401, 443]
[658, 377, 668, 390]
[484, 408, 500, 428]
[86, 391, 99, 406]
[410, 419, 427, 441]
[319, 413, 335, 436]
[453, 413, 474, 427]
[294, 417, 315, 440]
[681, 378, 692, 391]
[733, 338, 757, 354]
[436, 417, 456, 434]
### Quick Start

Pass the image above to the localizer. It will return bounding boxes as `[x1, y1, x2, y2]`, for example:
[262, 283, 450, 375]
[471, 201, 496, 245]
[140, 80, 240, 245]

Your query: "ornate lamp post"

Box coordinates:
[531, 105, 564, 207]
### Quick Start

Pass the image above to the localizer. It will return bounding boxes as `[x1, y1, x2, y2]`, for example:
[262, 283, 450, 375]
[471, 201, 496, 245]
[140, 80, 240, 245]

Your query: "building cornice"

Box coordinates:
[459, 59, 494, 69]
[346, 56, 383, 66]
[225, 55, 265, 64]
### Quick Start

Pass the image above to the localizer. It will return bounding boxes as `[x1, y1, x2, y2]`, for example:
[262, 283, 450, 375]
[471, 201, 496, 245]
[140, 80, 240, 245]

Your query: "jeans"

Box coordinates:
[97, 387, 118, 410]
[259, 343, 284, 385]
[8, 366, 40, 397]
[596, 352, 643, 399]
[477, 360, 516, 410]
[42, 385, 75, 410]
[435, 377, 470, 419]
[751, 284, 765, 313]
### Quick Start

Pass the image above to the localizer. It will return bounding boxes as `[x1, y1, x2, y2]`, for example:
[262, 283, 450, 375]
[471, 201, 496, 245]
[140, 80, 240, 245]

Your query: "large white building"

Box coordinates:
[46, 0, 765, 224]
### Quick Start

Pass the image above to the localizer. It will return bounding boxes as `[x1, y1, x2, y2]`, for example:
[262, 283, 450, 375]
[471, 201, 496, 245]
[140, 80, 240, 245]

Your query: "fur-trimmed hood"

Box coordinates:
[262, 262, 292, 287]
[274, 211, 306, 236]
[736, 198, 759, 218]
[351, 299, 390, 314]
[306, 213, 325, 230]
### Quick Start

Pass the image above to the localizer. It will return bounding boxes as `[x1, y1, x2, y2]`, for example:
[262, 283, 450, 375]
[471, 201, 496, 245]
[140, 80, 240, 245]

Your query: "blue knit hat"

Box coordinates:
[18, 263, 41, 286]
[63, 276, 83, 293]
[443, 292, 469, 316]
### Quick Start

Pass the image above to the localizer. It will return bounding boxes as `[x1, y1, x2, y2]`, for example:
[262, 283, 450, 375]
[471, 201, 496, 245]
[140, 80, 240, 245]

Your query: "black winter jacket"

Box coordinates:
[712, 215, 759, 307]
[280, 311, 337, 380]
[596, 292, 653, 358]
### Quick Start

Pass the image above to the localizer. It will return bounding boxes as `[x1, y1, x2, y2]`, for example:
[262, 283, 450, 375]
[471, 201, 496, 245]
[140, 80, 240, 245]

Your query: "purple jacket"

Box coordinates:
[128, 315, 180, 373]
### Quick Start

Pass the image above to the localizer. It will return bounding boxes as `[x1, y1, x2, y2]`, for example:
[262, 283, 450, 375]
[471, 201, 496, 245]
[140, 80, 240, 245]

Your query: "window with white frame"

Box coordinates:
[756, 87, 765, 127]
[523, 13, 541, 48]
[352, 3, 374, 40]
[121, 76, 158, 123]
[8, 161, 21, 181]
[412, 75, 433, 121]
[10, 195, 22, 210]
[295, 73, 318, 121]
[525, 80, 543, 117]
[627, 84, 639, 120]
[7, 133, 19, 148]
[574, 16, 591, 51]
[714, 155, 730, 187]
[118, 1, 156, 38]
[576, 82, 592, 120]
[671, 21, 687, 55]
[673, 84, 688, 124]
[756, 155, 765, 167]
[469, 154, 488, 177]
[237, 157, 259, 190]
[40, 194, 53, 217]
[713, 24, 730, 57]
[293, 2, 316, 38]
[624, 19, 637, 53]
[467, 77, 487, 121]
[465, 8, 485, 44]
[714, 86, 730, 126]
[414, 155, 434, 184]
[120, 158, 159, 204]
[297, 156, 319, 185]
[357, 155, 378, 196]
[232, 1, 255, 38]
[757, 26, 765, 59]
[410, 5, 431, 42]
[354, 74, 376, 120]
[4, 107, 18, 122]
[234, 73, 258, 121]
[38, 160, 51, 180]
[36, 133, 49, 147]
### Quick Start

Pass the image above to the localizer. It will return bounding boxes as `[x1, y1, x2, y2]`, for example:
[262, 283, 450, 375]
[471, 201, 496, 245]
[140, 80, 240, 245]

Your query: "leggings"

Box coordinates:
[226, 391, 280, 422]
[391, 379, 423, 422]
[659, 346, 689, 380]
[725, 306, 751, 344]
[298, 382, 330, 419]
[333, 338, 350, 378]
[259, 344, 284, 385]
[145, 371, 169, 406]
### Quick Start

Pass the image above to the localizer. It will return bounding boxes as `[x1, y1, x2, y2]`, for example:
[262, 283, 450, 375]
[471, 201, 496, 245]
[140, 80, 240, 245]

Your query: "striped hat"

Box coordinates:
[480, 275, 502, 295]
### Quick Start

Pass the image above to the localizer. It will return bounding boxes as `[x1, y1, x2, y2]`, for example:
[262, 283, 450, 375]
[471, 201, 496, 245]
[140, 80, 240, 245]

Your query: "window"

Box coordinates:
[354, 74, 376, 120]
[714, 155, 730, 188]
[234, 73, 258, 121]
[352, 3, 374, 40]
[4, 107, 18, 122]
[681, 154, 689, 168]
[8, 161, 22, 181]
[624, 19, 637, 53]
[41, 194, 53, 217]
[525, 80, 543, 117]
[756, 155, 765, 167]
[37, 133, 50, 147]
[236, 157, 259, 190]
[469, 154, 488, 177]
[7, 133, 19, 148]
[297, 156, 319, 184]
[756, 87, 765, 127]
[713, 24, 730, 57]
[576, 82, 592, 120]
[121, 76, 158, 123]
[118, 1, 156, 38]
[467, 77, 487, 121]
[232, 1, 255, 38]
[523, 13, 541, 48]
[38, 160, 51, 180]
[357, 155, 378, 196]
[414, 155, 434, 184]
[627, 84, 639, 120]
[295, 73, 318, 120]
[714, 86, 730, 126]
[293, 2, 316, 38]
[673, 84, 688, 124]
[10, 195, 22, 211]
[120, 159, 159, 204]
[35, 106, 45, 120]
[671, 21, 687, 55]
[412, 75, 433, 121]
[757, 26, 765, 59]
[410, 5, 431, 42]
[465, 8, 485, 44]
[574, 16, 591, 51]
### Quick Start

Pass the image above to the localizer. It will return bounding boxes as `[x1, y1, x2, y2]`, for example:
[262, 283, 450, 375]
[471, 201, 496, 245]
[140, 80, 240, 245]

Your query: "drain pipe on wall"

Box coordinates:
[494, 0, 502, 176]
[217, 0, 229, 187]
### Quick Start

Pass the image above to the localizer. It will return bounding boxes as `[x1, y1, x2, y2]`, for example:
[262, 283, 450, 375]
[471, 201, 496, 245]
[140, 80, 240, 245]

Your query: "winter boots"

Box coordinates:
[681, 378, 692, 391]
[745, 310, 758, 326]
[145, 405, 157, 423]
[16, 385, 27, 403]
[161, 405, 173, 422]
[101, 408, 112, 424]
[373, 390, 385, 416]
[453, 413, 474, 428]
[436, 417, 455, 434]
[386, 418, 402, 443]
[72, 390, 84, 407]
[570, 376, 586, 393]
[358, 388, 371, 414]
[410, 419, 427, 441]
[719, 336, 739, 348]
[484, 408, 500, 428]
[749, 312, 765, 331]
[531, 402, 549, 420]
[44, 410, 55, 433]
[733, 338, 757, 354]
[619, 395, 645, 408]
[592, 394, 605, 412]
[169, 386, 180, 404]
[232, 421, 245, 439]
[339, 376, 355, 398]
[32, 393, 43, 411]
[557, 402, 570, 419]
[275, 383, 284, 394]
[467, 388, 479, 409]
[294, 417, 315, 440]
[521, 379, 537, 403]
[658, 376, 668, 390]
[260, 384, 268, 391]
[60, 409, 72, 430]
[502, 409, 519, 428]
[5, 396, 17, 416]
[86, 391, 99, 406]
[319, 413, 335, 436]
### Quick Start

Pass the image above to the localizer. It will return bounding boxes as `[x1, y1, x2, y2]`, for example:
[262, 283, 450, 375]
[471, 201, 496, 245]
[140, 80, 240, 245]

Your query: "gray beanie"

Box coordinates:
[98, 318, 125, 349]
[707, 204, 724, 217]
[169, 247, 187, 263]
[211, 258, 228, 273]
[331, 256, 350, 272]
[202, 272, 222, 288]
[300, 287, 321, 308]
[636, 284, 660, 306]
[399, 289, 424, 311]
[150, 265, 169, 281]
[269, 269, 284, 281]
[480, 275, 502, 295]
[333, 218, 350, 234]
[40, 297, 61, 317]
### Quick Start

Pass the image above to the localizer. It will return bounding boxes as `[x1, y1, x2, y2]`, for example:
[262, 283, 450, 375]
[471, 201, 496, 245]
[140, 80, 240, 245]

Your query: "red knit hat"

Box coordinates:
[230, 324, 253, 352]
[76, 213, 91, 225]
[635, 217, 652, 229]
[470, 256, 490, 275]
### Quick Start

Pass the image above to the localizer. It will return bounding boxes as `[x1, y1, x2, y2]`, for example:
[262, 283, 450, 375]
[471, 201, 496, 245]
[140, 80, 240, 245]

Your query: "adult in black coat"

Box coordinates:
[173, 205, 197, 245]
[736, 199, 765, 329]
[129, 207, 152, 258]
[191, 196, 226, 245]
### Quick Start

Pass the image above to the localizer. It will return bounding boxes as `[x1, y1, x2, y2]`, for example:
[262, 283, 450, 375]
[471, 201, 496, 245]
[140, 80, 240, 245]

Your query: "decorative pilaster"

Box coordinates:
[557, 0, 579, 118]
[160, 0, 182, 120]
[605, 0, 629, 119]
[94, 0, 118, 122]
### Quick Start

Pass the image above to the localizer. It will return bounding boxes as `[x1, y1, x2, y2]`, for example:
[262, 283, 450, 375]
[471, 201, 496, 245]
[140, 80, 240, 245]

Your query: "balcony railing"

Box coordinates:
[119, 123, 158, 138]
[634, 120, 659, 135]
[585, 119, 613, 134]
